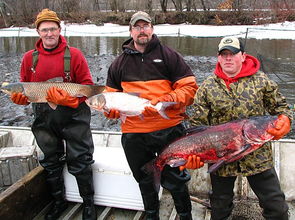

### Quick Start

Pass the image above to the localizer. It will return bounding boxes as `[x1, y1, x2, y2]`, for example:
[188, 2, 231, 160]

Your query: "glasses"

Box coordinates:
[132, 25, 152, 32]
[38, 27, 59, 34]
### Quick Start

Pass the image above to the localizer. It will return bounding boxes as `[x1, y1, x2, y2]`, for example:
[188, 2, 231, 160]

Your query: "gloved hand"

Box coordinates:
[104, 109, 120, 119]
[150, 94, 174, 105]
[179, 155, 204, 171]
[11, 92, 29, 105]
[46, 87, 79, 108]
[142, 106, 159, 117]
[151, 94, 182, 111]
[267, 114, 291, 140]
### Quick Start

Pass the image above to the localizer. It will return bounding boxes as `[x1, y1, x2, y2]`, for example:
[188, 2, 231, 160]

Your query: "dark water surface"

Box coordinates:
[0, 36, 294, 138]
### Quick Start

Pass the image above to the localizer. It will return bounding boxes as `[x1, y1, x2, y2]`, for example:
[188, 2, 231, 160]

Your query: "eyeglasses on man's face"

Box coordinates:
[132, 25, 152, 32]
[38, 27, 60, 34]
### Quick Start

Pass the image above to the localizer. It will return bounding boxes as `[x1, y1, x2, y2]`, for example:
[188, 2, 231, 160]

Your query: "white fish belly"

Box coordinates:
[104, 93, 149, 116]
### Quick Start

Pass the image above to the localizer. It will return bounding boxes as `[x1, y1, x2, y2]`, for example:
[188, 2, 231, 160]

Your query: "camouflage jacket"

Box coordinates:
[189, 70, 293, 176]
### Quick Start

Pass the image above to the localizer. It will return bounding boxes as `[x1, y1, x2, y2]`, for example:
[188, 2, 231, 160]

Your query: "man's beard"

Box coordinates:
[134, 35, 150, 45]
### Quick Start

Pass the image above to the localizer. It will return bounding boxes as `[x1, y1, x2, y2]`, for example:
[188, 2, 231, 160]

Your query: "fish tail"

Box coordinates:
[157, 102, 177, 119]
[208, 159, 225, 173]
[90, 85, 105, 97]
[142, 159, 162, 193]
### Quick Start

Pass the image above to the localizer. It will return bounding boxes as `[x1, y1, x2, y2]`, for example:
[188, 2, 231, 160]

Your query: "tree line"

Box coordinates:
[0, 0, 294, 27]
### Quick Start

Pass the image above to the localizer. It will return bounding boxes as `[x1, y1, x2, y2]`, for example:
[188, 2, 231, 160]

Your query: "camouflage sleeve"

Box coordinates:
[189, 82, 211, 126]
[261, 72, 293, 120]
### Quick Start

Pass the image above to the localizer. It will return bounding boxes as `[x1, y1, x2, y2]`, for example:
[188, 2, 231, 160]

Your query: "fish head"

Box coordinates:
[243, 115, 278, 144]
[1, 82, 24, 95]
[85, 94, 106, 111]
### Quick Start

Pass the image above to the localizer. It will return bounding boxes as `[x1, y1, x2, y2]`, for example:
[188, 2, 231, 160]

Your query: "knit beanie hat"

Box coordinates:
[35, 8, 60, 28]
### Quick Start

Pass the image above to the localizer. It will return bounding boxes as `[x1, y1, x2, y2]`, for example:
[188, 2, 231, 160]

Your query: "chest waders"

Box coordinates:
[31, 46, 71, 81]
[31, 46, 97, 220]
[121, 124, 193, 220]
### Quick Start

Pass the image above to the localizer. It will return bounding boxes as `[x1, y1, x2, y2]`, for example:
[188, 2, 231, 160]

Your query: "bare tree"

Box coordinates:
[44, 0, 49, 8]
[93, 0, 100, 11]
[159, 0, 169, 12]
[171, 0, 183, 11]
[147, 0, 153, 14]
[60, 0, 80, 13]
[186, 0, 192, 11]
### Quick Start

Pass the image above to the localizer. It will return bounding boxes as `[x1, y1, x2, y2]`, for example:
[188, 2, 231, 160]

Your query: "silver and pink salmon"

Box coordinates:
[1, 77, 105, 109]
[85, 92, 177, 122]
[143, 115, 277, 190]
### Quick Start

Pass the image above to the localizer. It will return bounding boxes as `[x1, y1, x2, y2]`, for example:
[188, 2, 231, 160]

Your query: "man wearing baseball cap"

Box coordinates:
[10, 8, 98, 220]
[104, 11, 200, 220]
[129, 11, 152, 26]
[189, 36, 291, 219]
[218, 36, 244, 54]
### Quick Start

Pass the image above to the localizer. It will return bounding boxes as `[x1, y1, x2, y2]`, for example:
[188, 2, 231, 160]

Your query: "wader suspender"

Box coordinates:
[31, 46, 72, 82]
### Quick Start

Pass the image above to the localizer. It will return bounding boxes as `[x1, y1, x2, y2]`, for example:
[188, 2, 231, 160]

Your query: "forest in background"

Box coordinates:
[0, 0, 295, 28]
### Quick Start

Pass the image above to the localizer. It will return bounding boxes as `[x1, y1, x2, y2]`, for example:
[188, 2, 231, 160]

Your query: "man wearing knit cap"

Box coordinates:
[10, 8, 97, 220]
[104, 11, 202, 220]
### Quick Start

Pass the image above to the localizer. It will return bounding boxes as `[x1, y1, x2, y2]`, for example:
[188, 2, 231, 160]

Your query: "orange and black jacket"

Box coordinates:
[106, 34, 198, 133]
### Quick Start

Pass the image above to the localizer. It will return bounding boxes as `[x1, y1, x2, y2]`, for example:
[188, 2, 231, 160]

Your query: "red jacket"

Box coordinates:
[214, 54, 260, 89]
[20, 35, 93, 85]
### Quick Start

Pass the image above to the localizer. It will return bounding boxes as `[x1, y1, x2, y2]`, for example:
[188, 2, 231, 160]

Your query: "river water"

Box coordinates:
[0, 36, 294, 138]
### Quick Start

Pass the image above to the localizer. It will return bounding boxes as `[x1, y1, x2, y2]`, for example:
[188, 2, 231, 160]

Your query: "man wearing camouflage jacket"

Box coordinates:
[189, 36, 292, 220]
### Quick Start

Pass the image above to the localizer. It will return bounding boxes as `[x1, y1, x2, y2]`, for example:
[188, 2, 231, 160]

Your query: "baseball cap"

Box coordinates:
[130, 11, 152, 26]
[35, 8, 61, 28]
[218, 37, 244, 54]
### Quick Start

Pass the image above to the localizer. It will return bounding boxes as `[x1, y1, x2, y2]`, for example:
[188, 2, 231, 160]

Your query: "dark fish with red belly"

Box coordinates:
[143, 115, 277, 189]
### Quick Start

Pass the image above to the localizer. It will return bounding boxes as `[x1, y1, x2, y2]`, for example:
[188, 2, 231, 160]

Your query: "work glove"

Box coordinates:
[267, 114, 291, 140]
[142, 106, 159, 118]
[104, 109, 120, 119]
[46, 87, 79, 108]
[151, 94, 182, 111]
[179, 155, 204, 171]
[150, 94, 174, 105]
[10, 92, 29, 105]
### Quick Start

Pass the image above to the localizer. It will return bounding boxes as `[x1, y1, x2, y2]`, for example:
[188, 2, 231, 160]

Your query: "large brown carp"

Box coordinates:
[143, 115, 277, 189]
[1, 77, 105, 109]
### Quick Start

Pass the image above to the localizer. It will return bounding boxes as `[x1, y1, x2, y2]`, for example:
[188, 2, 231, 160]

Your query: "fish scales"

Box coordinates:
[22, 82, 91, 102]
[86, 92, 177, 121]
[1, 80, 105, 104]
[143, 115, 277, 190]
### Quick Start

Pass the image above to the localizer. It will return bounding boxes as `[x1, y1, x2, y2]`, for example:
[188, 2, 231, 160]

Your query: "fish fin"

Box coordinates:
[90, 85, 105, 96]
[120, 114, 127, 123]
[48, 102, 57, 110]
[156, 102, 177, 119]
[185, 126, 209, 135]
[75, 93, 84, 98]
[127, 92, 140, 97]
[139, 114, 144, 120]
[167, 158, 187, 168]
[225, 144, 252, 163]
[208, 160, 225, 173]
[46, 77, 64, 82]
[141, 159, 161, 193]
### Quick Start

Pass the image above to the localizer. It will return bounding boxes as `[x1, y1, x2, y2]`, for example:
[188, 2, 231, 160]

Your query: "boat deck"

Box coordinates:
[1, 126, 295, 219]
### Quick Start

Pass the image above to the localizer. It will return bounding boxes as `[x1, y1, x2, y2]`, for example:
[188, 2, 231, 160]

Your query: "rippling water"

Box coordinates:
[0, 36, 294, 138]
